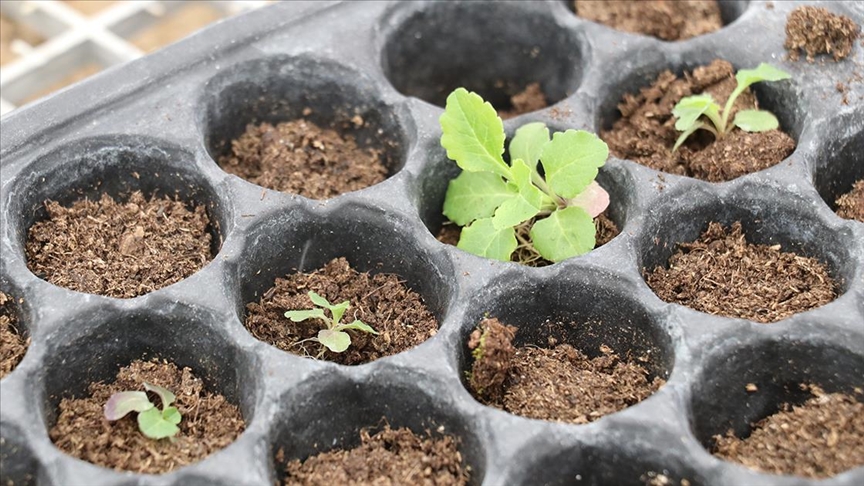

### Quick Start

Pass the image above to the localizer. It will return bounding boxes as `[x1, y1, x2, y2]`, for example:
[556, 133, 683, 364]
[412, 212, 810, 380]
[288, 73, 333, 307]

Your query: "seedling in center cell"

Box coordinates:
[104, 382, 182, 440]
[671, 63, 791, 152]
[285, 291, 379, 357]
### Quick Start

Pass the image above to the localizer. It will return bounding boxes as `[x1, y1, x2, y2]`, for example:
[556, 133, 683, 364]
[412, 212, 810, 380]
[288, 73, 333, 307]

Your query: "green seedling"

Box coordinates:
[103, 382, 181, 440]
[671, 63, 791, 152]
[440, 87, 610, 263]
[285, 291, 378, 356]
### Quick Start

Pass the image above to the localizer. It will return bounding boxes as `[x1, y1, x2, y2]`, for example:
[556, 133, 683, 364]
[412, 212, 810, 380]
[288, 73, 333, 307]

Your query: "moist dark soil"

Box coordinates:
[50, 358, 245, 474]
[218, 118, 388, 200]
[785, 6, 860, 62]
[645, 222, 837, 323]
[281, 424, 470, 486]
[713, 385, 864, 478]
[25, 191, 213, 298]
[467, 318, 664, 424]
[835, 179, 864, 222]
[0, 291, 29, 378]
[244, 257, 438, 365]
[498, 82, 548, 119]
[573, 0, 723, 41]
[602, 59, 796, 182]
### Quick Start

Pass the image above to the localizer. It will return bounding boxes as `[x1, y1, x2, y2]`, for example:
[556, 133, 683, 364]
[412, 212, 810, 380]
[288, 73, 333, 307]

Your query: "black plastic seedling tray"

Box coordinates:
[1, 1, 863, 485]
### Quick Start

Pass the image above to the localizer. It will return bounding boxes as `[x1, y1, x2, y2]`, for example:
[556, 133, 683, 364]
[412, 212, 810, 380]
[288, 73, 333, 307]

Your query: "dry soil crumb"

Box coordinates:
[835, 179, 864, 222]
[713, 385, 864, 478]
[574, 0, 723, 41]
[645, 222, 837, 323]
[25, 192, 213, 298]
[282, 425, 470, 486]
[785, 6, 860, 62]
[50, 358, 245, 474]
[498, 82, 548, 119]
[0, 291, 29, 378]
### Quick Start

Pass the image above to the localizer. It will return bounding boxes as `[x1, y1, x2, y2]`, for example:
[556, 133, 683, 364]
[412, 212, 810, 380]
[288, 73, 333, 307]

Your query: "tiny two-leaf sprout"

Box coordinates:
[671, 63, 791, 152]
[440, 87, 610, 263]
[103, 382, 182, 440]
[284, 291, 379, 356]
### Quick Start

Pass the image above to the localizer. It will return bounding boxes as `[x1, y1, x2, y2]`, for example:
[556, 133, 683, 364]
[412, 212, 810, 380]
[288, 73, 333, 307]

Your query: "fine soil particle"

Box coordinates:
[26, 191, 213, 299]
[50, 358, 245, 474]
[498, 82, 548, 119]
[602, 59, 796, 182]
[218, 119, 388, 200]
[244, 257, 438, 365]
[713, 385, 864, 478]
[281, 425, 470, 486]
[573, 0, 723, 41]
[785, 6, 860, 62]
[835, 179, 864, 222]
[467, 318, 664, 424]
[645, 222, 837, 323]
[0, 14, 43, 66]
[0, 291, 29, 378]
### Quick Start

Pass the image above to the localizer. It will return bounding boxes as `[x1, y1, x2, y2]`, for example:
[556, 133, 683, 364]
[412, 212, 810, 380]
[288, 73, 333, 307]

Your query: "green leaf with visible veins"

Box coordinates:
[672, 94, 720, 131]
[492, 159, 548, 230]
[509, 122, 550, 172]
[733, 109, 779, 132]
[458, 218, 517, 262]
[735, 63, 791, 90]
[440, 88, 510, 178]
[443, 171, 516, 226]
[137, 407, 180, 440]
[318, 329, 351, 352]
[530, 206, 595, 262]
[540, 130, 609, 199]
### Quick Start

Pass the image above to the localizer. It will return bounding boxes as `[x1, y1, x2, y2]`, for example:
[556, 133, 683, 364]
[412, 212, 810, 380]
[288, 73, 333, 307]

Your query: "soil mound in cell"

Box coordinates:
[573, 0, 723, 41]
[785, 6, 860, 62]
[835, 180, 864, 222]
[0, 291, 28, 378]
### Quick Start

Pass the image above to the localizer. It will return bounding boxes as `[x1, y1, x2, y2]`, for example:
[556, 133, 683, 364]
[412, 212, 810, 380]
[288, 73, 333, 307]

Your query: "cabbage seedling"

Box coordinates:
[285, 291, 379, 356]
[672, 63, 791, 152]
[104, 382, 181, 440]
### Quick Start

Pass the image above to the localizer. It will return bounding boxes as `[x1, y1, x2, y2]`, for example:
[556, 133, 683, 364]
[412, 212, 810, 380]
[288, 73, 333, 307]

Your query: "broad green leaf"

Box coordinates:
[162, 406, 181, 425]
[440, 88, 510, 178]
[318, 329, 351, 353]
[567, 181, 610, 218]
[457, 218, 517, 262]
[104, 391, 153, 421]
[308, 291, 332, 309]
[337, 320, 379, 335]
[530, 206, 595, 262]
[672, 94, 720, 131]
[143, 382, 176, 409]
[284, 308, 327, 322]
[509, 122, 550, 172]
[443, 171, 516, 226]
[329, 300, 350, 324]
[733, 109, 779, 132]
[137, 407, 180, 439]
[736, 63, 791, 90]
[540, 130, 609, 199]
[492, 159, 546, 229]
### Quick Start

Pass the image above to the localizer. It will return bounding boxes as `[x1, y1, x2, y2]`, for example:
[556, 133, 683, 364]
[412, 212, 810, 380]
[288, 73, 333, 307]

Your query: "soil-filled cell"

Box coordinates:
[0, 286, 29, 379]
[813, 122, 864, 223]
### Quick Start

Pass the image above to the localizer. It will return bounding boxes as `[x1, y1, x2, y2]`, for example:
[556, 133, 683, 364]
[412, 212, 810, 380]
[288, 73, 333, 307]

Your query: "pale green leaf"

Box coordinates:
[308, 291, 331, 309]
[443, 171, 516, 226]
[329, 300, 350, 324]
[735, 63, 791, 90]
[540, 130, 609, 199]
[491, 159, 546, 229]
[162, 406, 181, 425]
[137, 407, 180, 439]
[733, 109, 779, 132]
[143, 382, 176, 409]
[104, 391, 153, 421]
[457, 218, 517, 262]
[672, 94, 719, 131]
[440, 88, 510, 178]
[337, 320, 379, 335]
[318, 329, 351, 353]
[530, 206, 595, 262]
[672, 121, 707, 152]
[284, 308, 327, 322]
[509, 122, 550, 172]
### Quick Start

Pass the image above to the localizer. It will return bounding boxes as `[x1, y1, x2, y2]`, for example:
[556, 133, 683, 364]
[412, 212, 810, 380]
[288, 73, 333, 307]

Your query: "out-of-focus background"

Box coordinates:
[0, 0, 271, 116]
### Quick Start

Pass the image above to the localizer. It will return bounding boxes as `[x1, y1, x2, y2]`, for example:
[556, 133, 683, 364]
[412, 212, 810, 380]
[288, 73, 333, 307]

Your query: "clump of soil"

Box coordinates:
[50, 358, 245, 474]
[498, 82, 548, 119]
[573, 0, 723, 41]
[281, 424, 470, 486]
[785, 6, 860, 62]
[244, 257, 438, 365]
[645, 222, 837, 323]
[0, 291, 29, 378]
[218, 118, 388, 200]
[602, 59, 796, 182]
[835, 180, 864, 222]
[26, 191, 213, 298]
[713, 385, 864, 478]
[467, 318, 664, 424]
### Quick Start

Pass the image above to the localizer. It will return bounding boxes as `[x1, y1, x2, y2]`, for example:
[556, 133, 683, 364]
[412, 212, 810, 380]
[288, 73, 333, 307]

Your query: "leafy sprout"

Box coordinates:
[440, 87, 610, 263]
[285, 291, 379, 357]
[671, 63, 791, 152]
[104, 382, 182, 440]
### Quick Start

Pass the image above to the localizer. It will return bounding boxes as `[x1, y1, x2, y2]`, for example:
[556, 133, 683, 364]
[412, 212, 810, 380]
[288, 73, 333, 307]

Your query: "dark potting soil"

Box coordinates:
[835, 179, 864, 222]
[218, 119, 388, 199]
[25, 191, 213, 299]
[281, 425, 470, 486]
[645, 222, 837, 323]
[573, 0, 723, 41]
[50, 358, 245, 474]
[785, 6, 860, 62]
[713, 385, 864, 478]
[244, 257, 438, 365]
[498, 82, 548, 120]
[0, 291, 28, 378]
[602, 59, 796, 182]
[467, 318, 664, 424]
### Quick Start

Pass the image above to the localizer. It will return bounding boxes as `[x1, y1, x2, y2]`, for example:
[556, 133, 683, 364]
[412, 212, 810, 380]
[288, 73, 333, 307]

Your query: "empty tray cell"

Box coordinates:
[813, 120, 864, 223]
[0, 423, 37, 486]
[0, 13, 44, 66]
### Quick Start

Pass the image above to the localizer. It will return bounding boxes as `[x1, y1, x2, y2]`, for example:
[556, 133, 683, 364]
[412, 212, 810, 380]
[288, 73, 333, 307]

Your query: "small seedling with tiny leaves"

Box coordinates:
[671, 63, 791, 152]
[285, 291, 379, 357]
[104, 382, 181, 440]
[440, 87, 610, 263]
